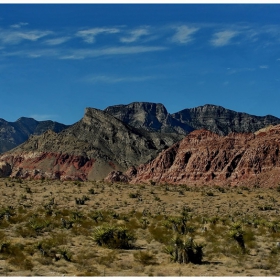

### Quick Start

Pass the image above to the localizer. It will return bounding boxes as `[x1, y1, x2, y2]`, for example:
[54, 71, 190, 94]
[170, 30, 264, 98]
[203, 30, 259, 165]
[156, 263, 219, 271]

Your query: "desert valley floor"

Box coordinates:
[0, 177, 280, 276]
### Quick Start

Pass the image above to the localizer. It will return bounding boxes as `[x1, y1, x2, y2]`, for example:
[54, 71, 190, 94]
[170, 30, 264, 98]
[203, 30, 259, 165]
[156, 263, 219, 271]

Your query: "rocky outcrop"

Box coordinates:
[129, 125, 280, 187]
[0, 117, 69, 153]
[0, 108, 182, 181]
[105, 102, 280, 136]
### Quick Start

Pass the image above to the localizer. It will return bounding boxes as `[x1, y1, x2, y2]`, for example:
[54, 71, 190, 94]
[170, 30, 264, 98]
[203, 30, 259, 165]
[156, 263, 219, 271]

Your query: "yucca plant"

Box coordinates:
[164, 235, 204, 264]
[92, 224, 135, 249]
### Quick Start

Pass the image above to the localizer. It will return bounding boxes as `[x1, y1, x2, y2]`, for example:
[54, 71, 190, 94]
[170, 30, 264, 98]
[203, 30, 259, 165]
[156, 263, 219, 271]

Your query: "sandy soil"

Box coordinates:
[0, 177, 280, 276]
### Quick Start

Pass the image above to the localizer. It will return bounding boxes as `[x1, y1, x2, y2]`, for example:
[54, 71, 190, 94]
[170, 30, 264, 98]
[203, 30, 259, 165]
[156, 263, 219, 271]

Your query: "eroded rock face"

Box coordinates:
[104, 102, 195, 134]
[130, 125, 280, 187]
[0, 108, 182, 181]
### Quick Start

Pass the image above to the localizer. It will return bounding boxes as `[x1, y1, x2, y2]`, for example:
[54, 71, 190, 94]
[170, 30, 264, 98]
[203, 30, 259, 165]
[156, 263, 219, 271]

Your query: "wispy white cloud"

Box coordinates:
[76, 27, 120, 43]
[29, 114, 58, 121]
[2, 48, 60, 58]
[44, 36, 71, 46]
[60, 46, 167, 60]
[10, 22, 29, 29]
[210, 30, 239, 47]
[171, 25, 199, 44]
[84, 74, 157, 84]
[120, 28, 150, 43]
[259, 65, 269, 69]
[226, 67, 255, 75]
[0, 29, 52, 45]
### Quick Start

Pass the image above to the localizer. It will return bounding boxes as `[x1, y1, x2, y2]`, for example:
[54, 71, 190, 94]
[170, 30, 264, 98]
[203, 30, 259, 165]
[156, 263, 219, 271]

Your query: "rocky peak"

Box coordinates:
[104, 102, 193, 134]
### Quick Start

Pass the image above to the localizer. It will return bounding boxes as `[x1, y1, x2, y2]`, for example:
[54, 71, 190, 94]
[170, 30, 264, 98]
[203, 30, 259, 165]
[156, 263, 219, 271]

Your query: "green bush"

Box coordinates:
[92, 224, 135, 249]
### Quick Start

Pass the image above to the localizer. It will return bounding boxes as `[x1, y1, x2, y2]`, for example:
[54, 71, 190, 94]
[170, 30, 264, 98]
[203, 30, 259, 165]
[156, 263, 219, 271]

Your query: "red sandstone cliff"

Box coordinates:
[126, 125, 280, 187]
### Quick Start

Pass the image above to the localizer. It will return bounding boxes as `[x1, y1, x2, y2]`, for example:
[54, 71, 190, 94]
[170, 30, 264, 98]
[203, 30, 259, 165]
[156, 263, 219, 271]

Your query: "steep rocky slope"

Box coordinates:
[0, 108, 182, 181]
[105, 102, 280, 136]
[0, 117, 69, 153]
[123, 125, 280, 187]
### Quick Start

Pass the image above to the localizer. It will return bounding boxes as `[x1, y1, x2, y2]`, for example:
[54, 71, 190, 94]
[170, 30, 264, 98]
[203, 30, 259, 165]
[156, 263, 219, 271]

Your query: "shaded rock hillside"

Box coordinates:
[105, 102, 280, 136]
[0, 117, 69, 153]
[105, 102, 193, 134]
[172, 104, 280, 136]
[123, 124, 280, 188]
[0, 108, 182, 181]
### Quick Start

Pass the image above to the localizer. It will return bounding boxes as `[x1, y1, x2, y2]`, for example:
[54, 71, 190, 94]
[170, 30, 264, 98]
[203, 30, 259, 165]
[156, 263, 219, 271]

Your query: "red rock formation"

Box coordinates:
[130, 125, 280, 188]
[0, 152, 96, 181]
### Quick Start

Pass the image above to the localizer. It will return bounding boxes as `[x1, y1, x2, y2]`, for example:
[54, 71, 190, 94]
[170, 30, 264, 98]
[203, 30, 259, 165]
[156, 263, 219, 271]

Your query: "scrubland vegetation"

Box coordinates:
[0, 177, 280, 276]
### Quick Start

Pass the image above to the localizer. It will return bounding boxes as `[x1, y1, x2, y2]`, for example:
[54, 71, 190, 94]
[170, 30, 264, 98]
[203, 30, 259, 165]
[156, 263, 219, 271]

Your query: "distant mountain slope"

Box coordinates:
[0, 117, 69, 153]
[172, 104, 280, 136]
[0, 108, 182, 181]
[105, 102, 280, 136]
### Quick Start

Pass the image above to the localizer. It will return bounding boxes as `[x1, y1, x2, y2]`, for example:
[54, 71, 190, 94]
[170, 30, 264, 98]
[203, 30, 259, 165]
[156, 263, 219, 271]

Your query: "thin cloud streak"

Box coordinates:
[120, 28, 150, 43]
[60, 46, 167, 60]
[10, 22, 29, 29]
[84, 74, 158, 84]
[171, 25, 199, 44]
[210, 30, 239, 47]
[44, 37, 71, 46]
[76, 27, 120, 43]
[0, 29, 52, 45]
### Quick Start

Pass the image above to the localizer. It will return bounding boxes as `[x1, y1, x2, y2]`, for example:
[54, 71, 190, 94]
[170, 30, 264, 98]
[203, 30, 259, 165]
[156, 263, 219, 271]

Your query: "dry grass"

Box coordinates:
[0, 177, 280, 276]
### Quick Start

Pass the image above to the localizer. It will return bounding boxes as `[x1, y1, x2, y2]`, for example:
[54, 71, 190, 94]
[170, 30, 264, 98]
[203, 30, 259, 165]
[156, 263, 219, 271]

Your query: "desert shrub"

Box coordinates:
[96, 251, 117, 267]
[59, 247, 72, 261]
[140, 217, 150, 229]
[92, 224, 135, 249]
[28, 217, 51, 234]
[149, 222, 172, 244]
[258, 205, 274, 211]
[134, 250, 157, 265]
[129, 192, 140, 199]
[89, 211, 103, 223]
[204, 191, 214, 196]
[88, 188, 95, 194]
[229, 222, 246, 253]
[164, 235, 204, 264]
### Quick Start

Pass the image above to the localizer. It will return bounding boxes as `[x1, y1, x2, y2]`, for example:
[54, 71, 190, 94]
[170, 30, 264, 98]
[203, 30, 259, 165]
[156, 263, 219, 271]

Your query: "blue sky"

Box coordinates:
[1, 4, 280, 124]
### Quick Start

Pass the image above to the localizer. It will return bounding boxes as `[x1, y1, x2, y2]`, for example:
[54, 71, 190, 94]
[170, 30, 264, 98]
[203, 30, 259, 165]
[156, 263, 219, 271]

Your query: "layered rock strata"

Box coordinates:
[124, 125, 280, 187]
